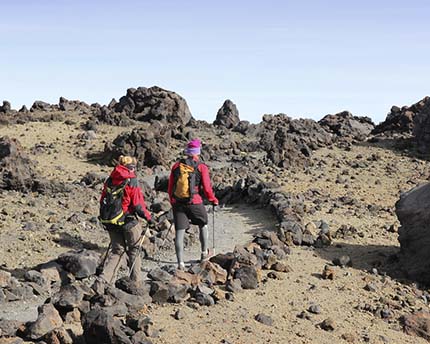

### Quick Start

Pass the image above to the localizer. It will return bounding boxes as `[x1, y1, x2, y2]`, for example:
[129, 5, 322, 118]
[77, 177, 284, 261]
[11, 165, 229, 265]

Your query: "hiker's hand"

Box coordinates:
[212, 200, 219, 206]
[147, 218, 156, 226]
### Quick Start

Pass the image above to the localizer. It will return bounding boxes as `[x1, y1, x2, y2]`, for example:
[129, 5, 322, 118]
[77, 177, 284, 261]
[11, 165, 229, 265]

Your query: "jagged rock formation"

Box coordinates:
[254, 114, 332, 168]
[101, 86, 192, 127]
[0, 136, 40, 192]
[102, 124, 179, 168]
[319, 111, 374, 141]
[373, 97, 430, 135]
[396, 182, 430, 284]
[0, 101, 11, 113]
[213, 100, 240, 129]
[412, 99, 430, 154]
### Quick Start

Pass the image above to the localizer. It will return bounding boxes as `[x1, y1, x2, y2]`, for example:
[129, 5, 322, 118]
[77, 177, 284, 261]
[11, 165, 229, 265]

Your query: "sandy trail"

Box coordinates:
[144, 203, 277, 271]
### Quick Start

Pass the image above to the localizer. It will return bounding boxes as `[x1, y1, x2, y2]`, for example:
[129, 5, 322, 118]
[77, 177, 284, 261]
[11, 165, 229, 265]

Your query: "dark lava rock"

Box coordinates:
[57, 249, 100, 279]
[0, 136, 39, 192]
[83, 308, 132, 344]
[213, 99, 240, 129]
[255, 313, 274, 326]
[113, 86, 192, 127]
[27, 304, 63, 340]
[234, 265, 259, 289]
[256, 114, 332, 168]
[319, 111, 374, 141]
[373, 97, 430, 135]
[397, 183, 430, 284]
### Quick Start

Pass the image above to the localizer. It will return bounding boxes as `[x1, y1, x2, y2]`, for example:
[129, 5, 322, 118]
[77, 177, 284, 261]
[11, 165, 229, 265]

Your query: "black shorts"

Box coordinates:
[173, 203, 208, 230]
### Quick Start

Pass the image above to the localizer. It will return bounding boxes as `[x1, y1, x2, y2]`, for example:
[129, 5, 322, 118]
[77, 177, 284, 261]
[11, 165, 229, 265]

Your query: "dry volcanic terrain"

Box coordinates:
[1, 90, 430, 344]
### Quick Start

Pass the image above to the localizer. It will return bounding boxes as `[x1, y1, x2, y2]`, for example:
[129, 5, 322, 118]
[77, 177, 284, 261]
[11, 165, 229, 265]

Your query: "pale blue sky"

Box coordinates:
[0, 0, 429, 123]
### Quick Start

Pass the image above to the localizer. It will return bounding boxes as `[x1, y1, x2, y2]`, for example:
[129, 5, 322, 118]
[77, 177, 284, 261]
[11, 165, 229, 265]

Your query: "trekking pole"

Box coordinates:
[212, 204, 215, 254]
[160, 221, 174, 249]
[96, 242, 111, 276]
[128, 224, 150, 278]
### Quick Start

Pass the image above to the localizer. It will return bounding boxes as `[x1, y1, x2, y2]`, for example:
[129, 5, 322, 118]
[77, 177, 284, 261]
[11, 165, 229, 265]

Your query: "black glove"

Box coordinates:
[147, 218, 156, 226]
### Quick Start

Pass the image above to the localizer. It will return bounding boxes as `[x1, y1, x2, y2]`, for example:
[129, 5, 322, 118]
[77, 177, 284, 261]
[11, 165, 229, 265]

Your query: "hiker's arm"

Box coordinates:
[167, 165, 176, 203]
[199, 164, 218, 205]
[130, 185, 152, 221]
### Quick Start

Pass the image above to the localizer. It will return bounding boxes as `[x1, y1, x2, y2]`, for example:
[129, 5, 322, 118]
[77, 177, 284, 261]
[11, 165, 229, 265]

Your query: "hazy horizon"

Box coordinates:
[1, 0, 429, 124]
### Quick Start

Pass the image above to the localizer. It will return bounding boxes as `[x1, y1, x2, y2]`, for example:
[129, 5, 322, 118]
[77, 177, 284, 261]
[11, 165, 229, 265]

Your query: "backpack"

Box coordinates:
[172, 158, 201, 203]
[99, 178, 129, 226]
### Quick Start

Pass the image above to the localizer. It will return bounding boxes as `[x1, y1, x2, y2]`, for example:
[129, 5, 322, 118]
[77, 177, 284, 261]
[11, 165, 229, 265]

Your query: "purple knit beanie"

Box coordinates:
[185, 139, 201, 155]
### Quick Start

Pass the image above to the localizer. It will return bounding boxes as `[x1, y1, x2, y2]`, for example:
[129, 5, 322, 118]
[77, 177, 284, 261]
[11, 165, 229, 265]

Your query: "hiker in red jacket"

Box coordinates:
[99, 155, 152, 283]
[168, 139, 219, 270]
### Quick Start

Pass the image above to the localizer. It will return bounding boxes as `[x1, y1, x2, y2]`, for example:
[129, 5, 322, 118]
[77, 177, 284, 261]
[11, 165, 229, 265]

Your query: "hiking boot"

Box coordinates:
[200, 249, 210, 263]
[178, 262, 185, 271]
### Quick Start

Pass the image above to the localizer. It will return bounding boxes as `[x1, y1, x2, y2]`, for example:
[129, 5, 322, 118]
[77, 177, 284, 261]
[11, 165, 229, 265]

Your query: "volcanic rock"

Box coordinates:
[83, 308, 132, 344]
[401, 311, 430, 341]
[0, 101, 11, 113]
[373, 96, 430, 135]
[28, 304, 63, 340]
[113, 86, 192, 127]
[256, 114, 332, 168]
[318, 111, 374, 141]
[397, 182, 430, 284]
[0, 137, 39, 192]
[234, 265, 259, 289]
[214, 100, 240, 129]
[57, 250, 100, 279]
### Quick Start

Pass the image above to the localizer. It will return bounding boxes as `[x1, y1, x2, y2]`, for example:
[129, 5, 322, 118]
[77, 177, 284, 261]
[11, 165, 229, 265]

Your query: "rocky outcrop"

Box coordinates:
[110, 86, 192, 127]
[412, 99, 430, 154]
[0, 136, 40, 192]
[102, 123, 178, 168]
[0, 101, 11, 113]
[373, 97, 430, 135]
[214, 100, 240, 129]
[58, 97, 91, 112]
[396, 183, 430, 284]
[319, 111, 374, 141]
[255, 114, 332, 168]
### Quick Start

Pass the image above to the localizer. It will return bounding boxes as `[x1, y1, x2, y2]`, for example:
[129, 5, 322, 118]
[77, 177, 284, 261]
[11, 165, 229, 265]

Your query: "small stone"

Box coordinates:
[322, 265, 334, 280]
[319, 318, 335, 331]
[174, 309, 184, 320]
[364, 283, 378, 292]
[255, 313, 273, 326]
[308, 304, 321, 314]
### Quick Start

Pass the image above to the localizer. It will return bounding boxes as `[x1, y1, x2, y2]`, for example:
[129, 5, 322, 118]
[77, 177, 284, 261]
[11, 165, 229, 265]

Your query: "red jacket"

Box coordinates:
[100, 165, 151, 221]
[168, 157, 218, 205]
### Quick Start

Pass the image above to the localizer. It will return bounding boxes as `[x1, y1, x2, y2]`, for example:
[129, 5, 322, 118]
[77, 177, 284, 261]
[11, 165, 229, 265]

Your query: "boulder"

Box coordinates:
[234, 265, 259, 289]
[113, 86, 192, 127]
[0, 101, 11, 113]
[213, 100, 240, 129]
[401, 311, 430, 341]
[255, 114, 332, 168]
[318, 111, 374, 141]
[83, 308, 132, 344]
[373, 96, 430, 135]
[397, 183, 430, 284]
[102, 125, 173, 168]
[0, 137, 39, 192]
[28, 304, 63, 340]
[30, 100, 52, 112]
[57, 250, 100, 279]
[413, 99, 430, 153]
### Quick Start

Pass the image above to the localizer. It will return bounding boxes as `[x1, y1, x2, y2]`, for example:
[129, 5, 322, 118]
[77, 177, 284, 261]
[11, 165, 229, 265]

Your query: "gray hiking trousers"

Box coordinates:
[100, 220, 142, 283]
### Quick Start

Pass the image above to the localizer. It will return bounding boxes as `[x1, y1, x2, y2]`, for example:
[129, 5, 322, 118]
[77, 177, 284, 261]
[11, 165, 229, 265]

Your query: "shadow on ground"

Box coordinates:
[53, 232, 103, 251]
[315, 241, 408, 282]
